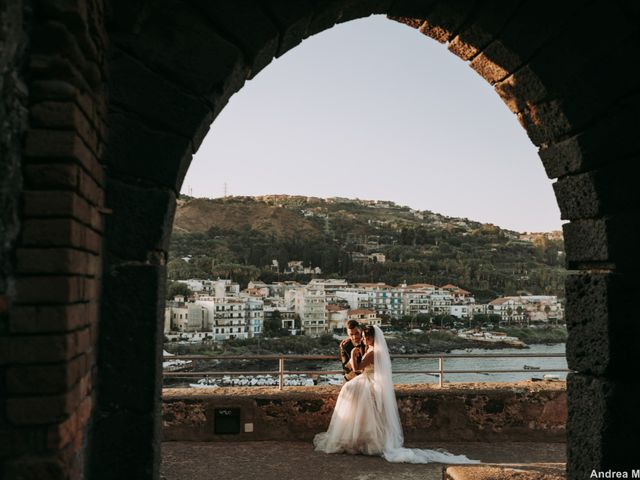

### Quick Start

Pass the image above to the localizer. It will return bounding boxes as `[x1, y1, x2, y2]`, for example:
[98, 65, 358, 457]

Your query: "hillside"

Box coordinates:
[168, 195, 567, 302]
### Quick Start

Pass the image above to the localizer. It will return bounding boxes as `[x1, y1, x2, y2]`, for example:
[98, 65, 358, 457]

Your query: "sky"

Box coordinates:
[181, 15, 563, 233]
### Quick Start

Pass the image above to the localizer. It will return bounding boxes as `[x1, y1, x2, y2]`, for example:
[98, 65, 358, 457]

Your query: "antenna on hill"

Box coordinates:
[223, 182, 228, 198]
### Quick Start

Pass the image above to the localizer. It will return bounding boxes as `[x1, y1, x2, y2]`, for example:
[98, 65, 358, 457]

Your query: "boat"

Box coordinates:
[543, 374, 561, 381]
[191, 373, 315, 388]
[523, 365, 540, 370]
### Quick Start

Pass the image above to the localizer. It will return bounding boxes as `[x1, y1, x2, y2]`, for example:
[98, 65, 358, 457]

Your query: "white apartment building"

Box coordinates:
[212, 297, 249, 341]
[347, 309, 382, 326]
[430, 293, 454, 315]
[165, 297, 213, 333]
[522, 295, 564, 323]
[245, 296, 264, 336]
[357, 283, 403, 319]
[165, 302, 189, 333]
[488, 295, 564, 324]
[295, 285, 327, 336]
[401, 289, 433, 317]
[335, 289, 371, 310]
[327, 304, 348, 331]
[213, 279, 240, 298]
[449, 304, 472, 319]
[492, 295, 565, 324]
[308, 278, 350, 303]
[177, 279, 214, 294]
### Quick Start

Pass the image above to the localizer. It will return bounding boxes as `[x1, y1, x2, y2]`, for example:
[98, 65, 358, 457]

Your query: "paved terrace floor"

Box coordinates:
[161, 441, 566, 480]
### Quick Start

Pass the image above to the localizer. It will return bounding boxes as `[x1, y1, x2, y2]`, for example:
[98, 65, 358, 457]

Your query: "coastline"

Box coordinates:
[164, 326, 567, 357]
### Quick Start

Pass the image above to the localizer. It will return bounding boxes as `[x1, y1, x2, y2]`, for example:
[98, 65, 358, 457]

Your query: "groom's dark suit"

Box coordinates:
[339, 338, 366, 381]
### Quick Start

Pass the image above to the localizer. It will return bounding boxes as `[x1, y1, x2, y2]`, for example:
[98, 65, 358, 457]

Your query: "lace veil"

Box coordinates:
[371, 325, 403, 450]
[371, 325, 481, 464]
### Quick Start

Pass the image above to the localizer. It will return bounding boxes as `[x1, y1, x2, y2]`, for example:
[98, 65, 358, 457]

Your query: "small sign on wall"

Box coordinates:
[214, 408, 241, 434]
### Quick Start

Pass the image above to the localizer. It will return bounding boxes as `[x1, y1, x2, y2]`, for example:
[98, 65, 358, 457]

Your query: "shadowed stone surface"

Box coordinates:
[161, 441, 566, 480]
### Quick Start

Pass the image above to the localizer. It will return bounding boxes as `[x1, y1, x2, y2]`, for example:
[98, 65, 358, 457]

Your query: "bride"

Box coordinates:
[314, 325, 479, 464]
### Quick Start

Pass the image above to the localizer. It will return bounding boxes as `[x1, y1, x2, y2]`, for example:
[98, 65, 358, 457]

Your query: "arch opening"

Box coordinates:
[1, 2, 636, 480]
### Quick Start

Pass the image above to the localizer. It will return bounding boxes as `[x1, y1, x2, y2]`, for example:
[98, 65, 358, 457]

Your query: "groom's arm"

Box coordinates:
[339, 339, 356, 380]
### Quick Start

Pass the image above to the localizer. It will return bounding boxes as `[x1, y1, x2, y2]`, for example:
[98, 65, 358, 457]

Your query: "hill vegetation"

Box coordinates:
[168, 195, 566, 302]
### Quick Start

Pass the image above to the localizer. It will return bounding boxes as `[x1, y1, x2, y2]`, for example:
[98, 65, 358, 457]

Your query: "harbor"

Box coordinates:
[163, 343, 568, 388]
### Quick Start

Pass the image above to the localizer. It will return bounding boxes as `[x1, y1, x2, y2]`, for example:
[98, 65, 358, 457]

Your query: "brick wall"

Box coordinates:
[1, 0, 107, 478]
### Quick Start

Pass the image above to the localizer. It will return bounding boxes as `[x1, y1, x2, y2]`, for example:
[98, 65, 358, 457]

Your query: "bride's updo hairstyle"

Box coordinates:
[363, 325, 375, 342]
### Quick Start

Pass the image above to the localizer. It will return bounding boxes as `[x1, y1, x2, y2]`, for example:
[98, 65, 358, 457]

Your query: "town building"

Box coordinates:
[347, 309, 382, 326]
[295, 284, 328, 336]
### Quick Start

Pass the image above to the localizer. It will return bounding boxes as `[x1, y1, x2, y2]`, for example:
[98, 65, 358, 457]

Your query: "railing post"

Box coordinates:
[438, 356, 444, 388]
[278, 356, 285, 390]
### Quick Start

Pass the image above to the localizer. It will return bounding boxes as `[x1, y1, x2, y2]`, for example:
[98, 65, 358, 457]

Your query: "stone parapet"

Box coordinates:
[163, 382, 566, 443]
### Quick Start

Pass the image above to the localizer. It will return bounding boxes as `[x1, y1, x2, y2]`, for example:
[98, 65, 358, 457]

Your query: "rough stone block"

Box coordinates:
[305, 1, 348, 38]
[262, 0, 314, 57]
[108, 47, 212, 138]
[416, 0, 476, 44]
[469, 43, 514, 84]
[386, 0, 438, 19]
[495, 2, 631, 116]
[517, 99, 573, 147]
[565, 273, 637, 376]
[553, 167, 639, 220]
[539, 94, 640, 178]
[567, 374, 640, 478]
[337, 0, 392, 24]
[89, 263, 164, 478]
[103, 178, 176, 261]
[110, 0, 246, 96]
[448, 0, 521, 61]
[494, 65, 548, 114]
[88, 409, 158, 480]
[98, 263, 165, 413]
[104, 112, 192, 191]
[189, 1, 280, 78]
[563, 216, 638, 270]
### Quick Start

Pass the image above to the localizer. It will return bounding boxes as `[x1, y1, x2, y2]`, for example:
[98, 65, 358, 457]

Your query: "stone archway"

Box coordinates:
[1, 1, 638, 479]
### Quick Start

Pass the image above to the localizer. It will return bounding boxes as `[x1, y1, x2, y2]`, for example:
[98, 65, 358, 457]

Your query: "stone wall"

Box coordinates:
[162, 383, 567, 444]
[0, 0, 26, 308]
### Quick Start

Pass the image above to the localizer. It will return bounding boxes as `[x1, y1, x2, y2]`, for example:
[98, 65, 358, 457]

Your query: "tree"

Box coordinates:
[263, 310, 285, 337]
[166, 281, 192, 300]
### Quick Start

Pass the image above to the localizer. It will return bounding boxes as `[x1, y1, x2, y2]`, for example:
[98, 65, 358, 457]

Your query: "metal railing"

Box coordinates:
[163, 352, 570, 389]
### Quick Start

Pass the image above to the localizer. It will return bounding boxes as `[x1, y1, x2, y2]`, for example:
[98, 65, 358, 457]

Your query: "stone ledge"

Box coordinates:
[162, 382, 566, 443]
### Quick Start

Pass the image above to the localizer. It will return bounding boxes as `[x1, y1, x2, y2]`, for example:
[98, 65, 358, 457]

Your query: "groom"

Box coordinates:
[339, 320, 366, 381]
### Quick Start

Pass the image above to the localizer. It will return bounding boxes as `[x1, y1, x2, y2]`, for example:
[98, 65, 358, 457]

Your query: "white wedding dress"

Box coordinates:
[314, 326, 480, 464]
